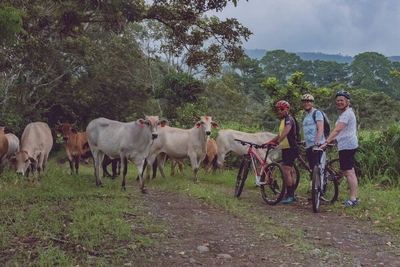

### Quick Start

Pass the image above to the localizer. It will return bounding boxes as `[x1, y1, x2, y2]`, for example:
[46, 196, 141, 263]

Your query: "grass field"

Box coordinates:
[0, 152, 399, 266]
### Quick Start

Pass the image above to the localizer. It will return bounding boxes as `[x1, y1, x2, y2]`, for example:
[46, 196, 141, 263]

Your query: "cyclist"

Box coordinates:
[320, 90, 359, 207]
[301, 94, 326, 178]
[266, 100, 298, 204]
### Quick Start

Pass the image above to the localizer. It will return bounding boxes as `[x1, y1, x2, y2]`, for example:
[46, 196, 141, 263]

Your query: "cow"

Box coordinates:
[203, 138, 218, 173]
[3, 133, 20, 170]
[216, 129, 281, 170]
[56, 121, 92, 174]
[0, 127, 9, 173]
[9, 122, 53, 177]
[144, 116, 219, 183]
[86, 116, 167, 192]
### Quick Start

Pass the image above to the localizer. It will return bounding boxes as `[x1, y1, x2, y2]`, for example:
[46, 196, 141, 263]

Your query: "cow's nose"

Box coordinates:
[152, 133, 158, 139]
[206, 131, 211, 136]
[16, 171, 24, 176]
[63, 136, 69, 141]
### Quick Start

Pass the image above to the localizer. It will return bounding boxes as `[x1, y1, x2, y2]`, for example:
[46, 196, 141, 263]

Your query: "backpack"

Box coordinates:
[312, 109, 330, 138]
[291, 116, 301, 142]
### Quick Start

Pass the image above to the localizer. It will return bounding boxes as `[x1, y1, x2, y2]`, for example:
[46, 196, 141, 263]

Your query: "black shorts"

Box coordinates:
[282, 147, 298, 167]
[338, 149, 357, 171]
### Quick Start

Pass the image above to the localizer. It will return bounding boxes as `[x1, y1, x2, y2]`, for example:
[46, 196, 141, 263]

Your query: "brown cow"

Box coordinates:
[56, 121, 91, 174]
[203, 138, 218, 173]
[0, 127, 9, 173]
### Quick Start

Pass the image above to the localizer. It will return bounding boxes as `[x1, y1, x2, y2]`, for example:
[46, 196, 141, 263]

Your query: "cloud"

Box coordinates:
[208, 0, 400, 56]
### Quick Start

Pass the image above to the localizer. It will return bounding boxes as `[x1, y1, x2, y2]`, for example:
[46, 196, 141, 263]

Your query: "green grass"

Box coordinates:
[0, 154, 399, 266]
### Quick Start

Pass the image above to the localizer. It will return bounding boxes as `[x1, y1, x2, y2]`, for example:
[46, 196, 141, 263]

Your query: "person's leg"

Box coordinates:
[339, 149, 358, 206]
[344, 168, 358, 201]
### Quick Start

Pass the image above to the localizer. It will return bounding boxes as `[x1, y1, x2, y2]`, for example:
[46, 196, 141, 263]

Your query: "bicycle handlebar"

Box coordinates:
[234, 139, 276, 149]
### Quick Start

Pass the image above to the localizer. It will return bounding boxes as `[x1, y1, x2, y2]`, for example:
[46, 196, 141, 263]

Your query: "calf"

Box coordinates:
[56, 121, 91, 174]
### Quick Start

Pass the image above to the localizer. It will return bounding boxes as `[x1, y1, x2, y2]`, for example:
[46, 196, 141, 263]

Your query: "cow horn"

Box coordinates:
[57, 120, 62, 125]
[72, 120, 77, 126]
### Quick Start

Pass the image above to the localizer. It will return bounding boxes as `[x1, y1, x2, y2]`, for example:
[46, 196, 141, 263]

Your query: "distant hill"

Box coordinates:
[244, 49, 400, 63]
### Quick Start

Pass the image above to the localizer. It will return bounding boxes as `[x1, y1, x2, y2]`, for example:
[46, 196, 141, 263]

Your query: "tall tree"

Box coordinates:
[349, 52, 394, 96]
[260, 50, 304, 84]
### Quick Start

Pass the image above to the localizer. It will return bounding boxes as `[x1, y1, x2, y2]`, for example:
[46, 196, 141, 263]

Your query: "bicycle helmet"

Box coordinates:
[335, 90, 350, 100]
[301, 94, 314, 101]
[275, 100, 290, 109]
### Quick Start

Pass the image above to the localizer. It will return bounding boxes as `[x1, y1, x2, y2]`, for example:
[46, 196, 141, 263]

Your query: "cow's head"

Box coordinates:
[9, 150, 37, 176]
[57, 120, 78, 141]
[195, 116, 219, 137]
[138, 115, 168, 140]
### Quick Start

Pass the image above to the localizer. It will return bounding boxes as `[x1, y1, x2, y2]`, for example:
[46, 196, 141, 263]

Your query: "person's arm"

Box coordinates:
[320, 122, 346, 148]
[315, 120, 324, 145]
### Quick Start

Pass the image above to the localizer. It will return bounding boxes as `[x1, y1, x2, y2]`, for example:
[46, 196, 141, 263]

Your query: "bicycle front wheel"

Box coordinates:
[311, 165, 321, 213]
[235, 156, 250, 198]
[322, 167, 339, 203]
[260, 162, 286, 205]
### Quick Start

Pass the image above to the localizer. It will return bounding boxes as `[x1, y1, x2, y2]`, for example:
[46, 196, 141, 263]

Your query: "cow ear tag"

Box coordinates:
[196, 124, 200, 129]
[140, 122, 144, 128]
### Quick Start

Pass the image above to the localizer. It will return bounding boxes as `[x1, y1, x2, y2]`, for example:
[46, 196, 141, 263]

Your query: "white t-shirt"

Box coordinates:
[336, 108, 358, 151]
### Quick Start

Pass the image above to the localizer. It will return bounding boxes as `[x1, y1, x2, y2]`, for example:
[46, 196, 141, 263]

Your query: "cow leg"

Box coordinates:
[74, 156, 80, 174]
[136, 159, 147, 194]
[170, 158, 176, 176]
[93, 151, 104, 187]
[111, 159, 118, 178]
[190, 155, 201, 183]
[156, 153, 167, 179]
[151, 158, 157, 179]
[121, 157, 128, 190]
[116, 159, 121, 176]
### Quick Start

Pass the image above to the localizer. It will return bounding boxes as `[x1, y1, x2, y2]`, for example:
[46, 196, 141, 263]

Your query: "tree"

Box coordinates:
[0, 6, 27, 44]
[230, 55, 266, 103]
[312, 60, 349, 87]
[260, 50, 304, 84]
[349, 52, 394, 96]
[4, 0, 252, 75]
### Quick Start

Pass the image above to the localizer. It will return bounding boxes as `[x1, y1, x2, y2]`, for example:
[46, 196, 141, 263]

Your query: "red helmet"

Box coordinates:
[275, 100, 290, 109]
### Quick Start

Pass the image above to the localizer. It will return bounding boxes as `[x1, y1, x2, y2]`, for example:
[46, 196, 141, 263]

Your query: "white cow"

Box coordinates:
[216, 129, 281, 169]
[9, 122, 53, 177]
[3, 133, 20, 168]
[86, 116, 167, 193]
[145, 116, 219, 183]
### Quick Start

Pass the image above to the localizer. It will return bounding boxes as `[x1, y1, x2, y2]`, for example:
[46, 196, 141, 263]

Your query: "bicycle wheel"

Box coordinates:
[278, 160, 300, 190]
[235, 156, 250, 198]
[322, 167, 339, 203]
[260, 162, 286, 205]
[311, 165, 321, 212]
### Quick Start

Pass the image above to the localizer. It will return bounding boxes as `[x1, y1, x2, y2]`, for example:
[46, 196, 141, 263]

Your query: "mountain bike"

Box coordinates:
[234, 139, 286, 205]
[280, 142, 344, 191]
[311, 146, 339, 212]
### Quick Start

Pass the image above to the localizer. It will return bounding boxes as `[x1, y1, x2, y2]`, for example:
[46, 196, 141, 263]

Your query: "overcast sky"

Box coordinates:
[209, 0, 400, 57]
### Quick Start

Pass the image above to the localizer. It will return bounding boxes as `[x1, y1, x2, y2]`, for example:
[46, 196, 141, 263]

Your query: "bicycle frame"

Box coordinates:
[246, 145, 270, 181]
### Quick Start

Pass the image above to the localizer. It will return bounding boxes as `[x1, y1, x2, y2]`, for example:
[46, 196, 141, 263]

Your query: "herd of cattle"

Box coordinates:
[0, 116, 280, 192]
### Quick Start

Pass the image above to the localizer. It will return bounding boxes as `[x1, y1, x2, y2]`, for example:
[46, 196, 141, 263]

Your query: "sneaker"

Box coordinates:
[292, 194, 297, 201]
[282, 196, 295, 204]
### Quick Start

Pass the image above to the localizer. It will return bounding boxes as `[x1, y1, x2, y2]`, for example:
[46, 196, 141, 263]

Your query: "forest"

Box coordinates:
[2, 0, 400, 134]
[2, 0, 400, 185]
